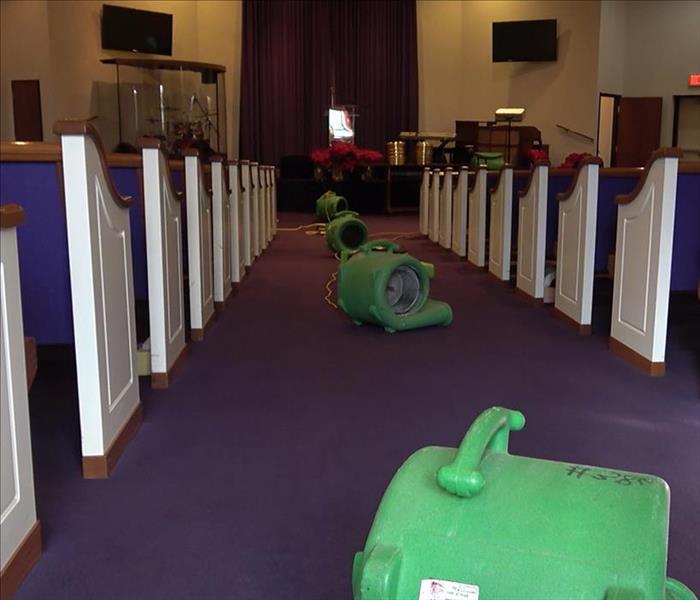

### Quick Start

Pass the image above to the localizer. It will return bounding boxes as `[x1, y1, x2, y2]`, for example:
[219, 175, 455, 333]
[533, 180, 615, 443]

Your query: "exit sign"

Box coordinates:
[690, 74, 700, 87]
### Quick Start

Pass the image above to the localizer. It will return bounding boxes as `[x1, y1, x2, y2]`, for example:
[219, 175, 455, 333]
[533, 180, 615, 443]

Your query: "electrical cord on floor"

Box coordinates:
[368, 231, 422, 241]
[324, 272, 338, 309]
[277, 222, 325, 232]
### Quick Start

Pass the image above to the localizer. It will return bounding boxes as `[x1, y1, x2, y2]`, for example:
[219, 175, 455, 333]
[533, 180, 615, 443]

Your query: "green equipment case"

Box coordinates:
[353, 406, 696, 600]
[470, 152, 504, 170]
[316, 191, 349, 221]
[325, 210, 369, 255]
[337, 240, 452, 333]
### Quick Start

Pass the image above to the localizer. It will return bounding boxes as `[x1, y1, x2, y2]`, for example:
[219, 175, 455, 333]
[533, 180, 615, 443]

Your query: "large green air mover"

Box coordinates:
[337, 240, 452, 333]
[316, 191, 349, 221]
[352, 406, 696, 600]
[326, 210, 369, 255]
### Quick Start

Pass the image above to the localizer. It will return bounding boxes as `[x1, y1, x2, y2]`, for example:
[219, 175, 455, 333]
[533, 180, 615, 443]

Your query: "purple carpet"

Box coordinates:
[18, 213, 700, 598]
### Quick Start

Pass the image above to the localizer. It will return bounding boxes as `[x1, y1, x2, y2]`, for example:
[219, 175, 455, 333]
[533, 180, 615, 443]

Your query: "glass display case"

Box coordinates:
[101, 58, 226, 158]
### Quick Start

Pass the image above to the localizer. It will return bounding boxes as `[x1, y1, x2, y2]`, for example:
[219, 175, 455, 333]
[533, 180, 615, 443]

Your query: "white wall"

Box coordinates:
[0, 0, 242, 155]
[622, 1, 700, 146]
[418, 1, 602, 165]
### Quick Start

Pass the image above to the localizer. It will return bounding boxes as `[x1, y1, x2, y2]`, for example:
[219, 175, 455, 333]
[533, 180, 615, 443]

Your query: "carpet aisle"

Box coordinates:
[18, 213, 700, 599]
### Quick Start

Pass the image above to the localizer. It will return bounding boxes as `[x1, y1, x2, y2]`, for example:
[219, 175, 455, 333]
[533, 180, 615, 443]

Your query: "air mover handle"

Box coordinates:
[437, 407, 525, 498]
[361, 240, 402, 254]
[334, 210, 360, 219]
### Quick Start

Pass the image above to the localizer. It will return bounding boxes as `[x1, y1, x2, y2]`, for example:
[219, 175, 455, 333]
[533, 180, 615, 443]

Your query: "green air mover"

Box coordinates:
[316, 191, 349, 221]
[337, 240, 452, 333]
[326, 210, 369, 255]
[352, 406, 696, 600]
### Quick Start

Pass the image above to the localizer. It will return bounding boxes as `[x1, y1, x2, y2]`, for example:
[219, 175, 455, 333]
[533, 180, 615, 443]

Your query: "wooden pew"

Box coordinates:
[609, 148, 684, 376]
[250, 162, 261, 258]
[419, 167, 430, 235]
[54, 120, 143, 478]
[467, 167, 488, 268]
[183, 149, 215, 341]
[439, 167, 454, 249]
[271, 165, 278, 238]
[488, 166, 514, 281]
[554, 157, 603, 334]
[228, 160, 245, 285]
[211, 156, 233, 311]
[138, 138, 188, 387]
[239, 160, 253, 268]
[429, 169, 440, 243]
[451, 166, 469, 257]
[516, 161, 550, 300]
[0, 204, 42, 598]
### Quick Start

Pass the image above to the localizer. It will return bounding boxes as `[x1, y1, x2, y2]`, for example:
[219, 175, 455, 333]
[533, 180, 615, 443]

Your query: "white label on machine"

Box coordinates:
[418, 578, 479, 600]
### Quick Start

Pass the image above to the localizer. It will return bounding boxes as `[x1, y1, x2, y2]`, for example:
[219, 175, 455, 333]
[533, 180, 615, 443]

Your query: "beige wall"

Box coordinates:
[622, 1, 700, 147]
[0, 0, 242, 155]
[418, 0, 602, 165]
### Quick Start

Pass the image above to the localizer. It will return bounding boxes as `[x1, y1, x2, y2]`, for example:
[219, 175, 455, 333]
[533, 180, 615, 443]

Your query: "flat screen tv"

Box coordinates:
[492, 19, 557, 62]
[101, 4, 173, 56]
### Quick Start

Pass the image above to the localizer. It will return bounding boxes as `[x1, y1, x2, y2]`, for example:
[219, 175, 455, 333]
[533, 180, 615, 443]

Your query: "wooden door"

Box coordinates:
[615, 97, 662, 167]
[11, 80, 43, 141]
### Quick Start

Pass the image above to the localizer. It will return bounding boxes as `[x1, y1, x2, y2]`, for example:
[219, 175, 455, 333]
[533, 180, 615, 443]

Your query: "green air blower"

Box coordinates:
[326, 210, 369, 255]
[337, 240, 452, 333]
[316, 191, 349, 221]
[352, 406, 696, 600]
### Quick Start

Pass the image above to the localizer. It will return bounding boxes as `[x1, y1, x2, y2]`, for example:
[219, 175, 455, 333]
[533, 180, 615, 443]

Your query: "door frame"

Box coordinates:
[671, 94, 700, 147]
[596, 93, 621, 167]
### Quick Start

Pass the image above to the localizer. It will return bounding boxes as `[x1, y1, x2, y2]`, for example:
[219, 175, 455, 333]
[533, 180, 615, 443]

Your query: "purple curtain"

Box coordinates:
[239, 0, 418, 164]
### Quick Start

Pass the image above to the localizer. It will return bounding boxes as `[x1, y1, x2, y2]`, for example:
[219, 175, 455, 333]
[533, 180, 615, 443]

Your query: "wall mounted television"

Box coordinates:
[101, 4, 173, 56]
[492, 19, 557, 62]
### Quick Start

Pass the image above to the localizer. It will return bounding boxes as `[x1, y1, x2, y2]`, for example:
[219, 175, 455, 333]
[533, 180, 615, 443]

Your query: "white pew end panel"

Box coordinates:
[439, 167, 454, 249]
[250, 162, 261, 258]
[0, 204, 42, 597]
[54, 120, 142, 479]
[554, 157, 603, 335]
[183, 149, 215, 341]
[609, 148, 683, 376]
[239, 160, 253, 268]
[139, 138, 187, 388]
[516, 161, 550, 299]
[429, 169, 441, 243]
[467, 167, 488, 268]
[488, 166, 514, 281]
[271, 166, 278, 238]
[419, 167, 430, 235]
[451, 166, 468, 257]
[211, 156, 233, 310]
[227, 161, 245, 284]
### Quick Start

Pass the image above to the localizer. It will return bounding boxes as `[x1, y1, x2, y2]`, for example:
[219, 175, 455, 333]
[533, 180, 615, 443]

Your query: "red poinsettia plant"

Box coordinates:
[527, 148, 549, 163]
[560, 152, 595, 168]
[310, 141, 383, 174]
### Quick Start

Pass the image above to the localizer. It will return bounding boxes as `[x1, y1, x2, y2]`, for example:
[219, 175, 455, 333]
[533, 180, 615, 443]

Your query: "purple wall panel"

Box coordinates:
[671, 173, 700, 292]
[0, 162, 73, 344]
[109, 167, 148, 301]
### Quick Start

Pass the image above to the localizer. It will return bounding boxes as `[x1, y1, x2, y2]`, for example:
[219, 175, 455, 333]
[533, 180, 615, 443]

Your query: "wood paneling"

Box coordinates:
[11, 81, 43, 142]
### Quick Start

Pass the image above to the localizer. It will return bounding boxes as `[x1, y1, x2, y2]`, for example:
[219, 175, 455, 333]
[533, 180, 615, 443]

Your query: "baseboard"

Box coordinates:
[608, 337, 665, 377]
[190, 310, 216, 342]
[24, 337, 37, 389]
[151, 344, 188, 389]
[553, 307, 592, 336]
[514, 286, 543, 305]
[82, 403, 144, 479]
[0, 521, 42, 599]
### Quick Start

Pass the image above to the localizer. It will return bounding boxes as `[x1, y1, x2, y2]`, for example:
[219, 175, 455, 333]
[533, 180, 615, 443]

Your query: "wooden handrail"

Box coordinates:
[489, 165, 513, 195]
[615, 148, 684, 205]
[556, 123, 594, 143]
[517, 160, 551, 198]
[137, 137, 183, 203]
[0, 203, 25, 228]
[53, 119, 133, 209]
[556, 157, 604, 203]
[467, 165, 486, 192]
